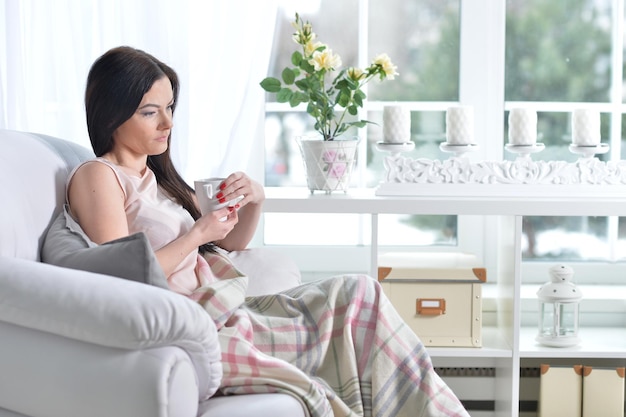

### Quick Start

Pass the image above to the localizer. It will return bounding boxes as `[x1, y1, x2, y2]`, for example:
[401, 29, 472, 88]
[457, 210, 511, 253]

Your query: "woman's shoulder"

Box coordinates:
[69, 158, 121, 183]
[74, 157, 116, 172]
[67, 158, 126, 199]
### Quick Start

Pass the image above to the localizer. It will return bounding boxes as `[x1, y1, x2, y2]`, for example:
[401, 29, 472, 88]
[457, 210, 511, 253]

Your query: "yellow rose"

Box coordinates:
[309, 49, 342, 71]
[372, 53, 399, 79]
[304, 41, 324, 58]
[347, 67, 364, 81]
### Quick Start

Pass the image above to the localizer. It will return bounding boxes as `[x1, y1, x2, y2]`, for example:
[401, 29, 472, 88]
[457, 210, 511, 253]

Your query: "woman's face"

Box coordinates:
[112, 76, 174, 157]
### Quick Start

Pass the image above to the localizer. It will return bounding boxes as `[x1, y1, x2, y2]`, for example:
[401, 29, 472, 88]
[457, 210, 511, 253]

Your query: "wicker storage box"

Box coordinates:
[378, 252, 486, 347]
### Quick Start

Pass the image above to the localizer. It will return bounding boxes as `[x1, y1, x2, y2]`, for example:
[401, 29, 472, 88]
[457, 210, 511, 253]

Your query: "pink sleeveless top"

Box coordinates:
[67, 158, 204, 295]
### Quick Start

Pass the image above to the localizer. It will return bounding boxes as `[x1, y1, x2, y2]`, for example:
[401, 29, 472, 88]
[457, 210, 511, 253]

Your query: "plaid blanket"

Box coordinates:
[190, 253, 469, 417]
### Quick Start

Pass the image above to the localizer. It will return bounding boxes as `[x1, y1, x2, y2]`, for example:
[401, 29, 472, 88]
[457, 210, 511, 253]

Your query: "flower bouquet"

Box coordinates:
[260, 13, 398, 141]
[260, 13, 398, 192]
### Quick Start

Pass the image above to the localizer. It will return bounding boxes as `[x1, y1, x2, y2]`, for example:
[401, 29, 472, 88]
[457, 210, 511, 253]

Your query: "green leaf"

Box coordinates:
[348, 105, 358, 116]
[339, 88, 352, 102]
[260, 77, 282, 93]
[355, 89, 366, 100]
[335, 79, 349, 90]
[337, 92, 350, 107]
[350, 120, 369, 128]
[346, 78, 358, 90]
[353, 94, 363, 107]
[289, 93, 302, 107]
[276, 88, 293, 103]
[307, 102, 321, 118]
[300, 60, 315, 73]
[309, 77, 322, 91]
[295, 79, 310, 91]
[291, 51, 303, 66]
[282, 68, 296, 85]
[295, 92, 309, 103]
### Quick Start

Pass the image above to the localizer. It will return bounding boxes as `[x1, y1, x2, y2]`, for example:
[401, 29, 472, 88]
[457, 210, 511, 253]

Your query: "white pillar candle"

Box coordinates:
[508, 108, 537, 145]
[382, 106, 411, 143]
[571, 109, 600, 146]
[445, 106, 474, 145]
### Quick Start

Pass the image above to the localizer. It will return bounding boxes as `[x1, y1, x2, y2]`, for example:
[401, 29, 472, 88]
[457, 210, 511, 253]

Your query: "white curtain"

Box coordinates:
[0, 0, 277, 183]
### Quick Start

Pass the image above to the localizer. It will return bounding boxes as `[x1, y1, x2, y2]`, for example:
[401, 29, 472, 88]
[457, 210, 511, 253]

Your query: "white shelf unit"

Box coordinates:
[262, 187, 626, 417]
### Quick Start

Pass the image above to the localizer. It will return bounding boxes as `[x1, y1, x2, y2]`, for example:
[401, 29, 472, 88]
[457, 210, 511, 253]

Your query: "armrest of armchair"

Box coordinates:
[0, 320, 199, 417]
[0, 257, 222, 400]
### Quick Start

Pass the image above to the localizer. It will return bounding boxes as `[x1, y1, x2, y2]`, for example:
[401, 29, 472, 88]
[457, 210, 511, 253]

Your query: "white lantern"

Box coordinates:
[536, 264, 582, 347]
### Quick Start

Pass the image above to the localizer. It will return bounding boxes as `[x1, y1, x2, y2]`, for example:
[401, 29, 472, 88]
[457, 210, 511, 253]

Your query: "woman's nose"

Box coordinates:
[160, 111, 173, 129]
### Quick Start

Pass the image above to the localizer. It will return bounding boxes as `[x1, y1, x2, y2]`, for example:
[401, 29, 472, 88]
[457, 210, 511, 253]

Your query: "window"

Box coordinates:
[261, 0, 626, 284]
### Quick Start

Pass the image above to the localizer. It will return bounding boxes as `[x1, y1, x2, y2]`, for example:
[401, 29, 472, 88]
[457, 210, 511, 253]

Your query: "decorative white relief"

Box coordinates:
[377, 155, 626, 197]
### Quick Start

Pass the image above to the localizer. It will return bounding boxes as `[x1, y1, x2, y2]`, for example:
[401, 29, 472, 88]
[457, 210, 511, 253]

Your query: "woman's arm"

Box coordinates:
[68, 162, 239, 277]
[155, 206, 238, 275]
[67, 162, 130, 244]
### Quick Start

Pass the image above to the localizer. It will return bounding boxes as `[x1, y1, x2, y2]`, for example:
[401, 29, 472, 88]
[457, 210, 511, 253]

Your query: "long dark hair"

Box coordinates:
[85, 46, 212, 253]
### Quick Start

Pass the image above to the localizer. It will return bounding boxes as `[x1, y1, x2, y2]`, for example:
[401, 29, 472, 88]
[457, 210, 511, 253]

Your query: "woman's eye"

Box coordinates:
[141, 111, 156, 117]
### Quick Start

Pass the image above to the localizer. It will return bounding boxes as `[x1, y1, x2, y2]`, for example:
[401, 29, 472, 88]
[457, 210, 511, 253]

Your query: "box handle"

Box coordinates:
[416, 298, 446, 315]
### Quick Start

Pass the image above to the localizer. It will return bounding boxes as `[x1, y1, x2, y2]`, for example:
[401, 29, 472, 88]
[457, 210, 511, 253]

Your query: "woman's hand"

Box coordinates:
[191, 206, 239, 244]
[216, 172, 265, 208]
[212, 172, 264, 252]
[156, 206, 237, 277]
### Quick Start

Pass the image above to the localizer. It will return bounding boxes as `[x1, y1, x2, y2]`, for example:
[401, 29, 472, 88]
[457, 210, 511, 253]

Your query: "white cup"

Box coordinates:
[194, 177, 240, 215]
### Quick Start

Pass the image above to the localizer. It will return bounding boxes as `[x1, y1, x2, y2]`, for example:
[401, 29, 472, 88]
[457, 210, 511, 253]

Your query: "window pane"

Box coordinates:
[264, 212, 456, 247]
[368, 0, 460, 101]
[378, 214, 457, 246]
[264, 213, 369, 246]
[265, 111, 309, 187]
[505, 0, 612, 102]
[522, 216, 609, 261]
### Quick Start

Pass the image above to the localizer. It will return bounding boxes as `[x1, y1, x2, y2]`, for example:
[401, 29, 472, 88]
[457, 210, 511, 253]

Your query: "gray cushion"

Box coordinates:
[41, 207, 169, 289]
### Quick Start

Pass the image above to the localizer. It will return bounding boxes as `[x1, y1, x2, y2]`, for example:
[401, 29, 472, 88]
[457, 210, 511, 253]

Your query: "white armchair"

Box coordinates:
[0, 130, 305, 417]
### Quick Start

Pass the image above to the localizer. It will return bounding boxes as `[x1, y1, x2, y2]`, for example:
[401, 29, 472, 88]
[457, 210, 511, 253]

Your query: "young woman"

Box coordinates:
[67, 46, 469, 417]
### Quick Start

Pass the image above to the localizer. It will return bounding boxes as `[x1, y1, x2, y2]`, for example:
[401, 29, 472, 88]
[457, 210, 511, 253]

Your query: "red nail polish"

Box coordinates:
[219, 183, 226, 190]
[216, 192, 223, 199]
[218, 197, 226, 203]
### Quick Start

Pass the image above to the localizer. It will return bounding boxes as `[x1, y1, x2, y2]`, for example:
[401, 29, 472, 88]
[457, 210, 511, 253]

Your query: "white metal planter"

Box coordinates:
[297, 137, 359, 194]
